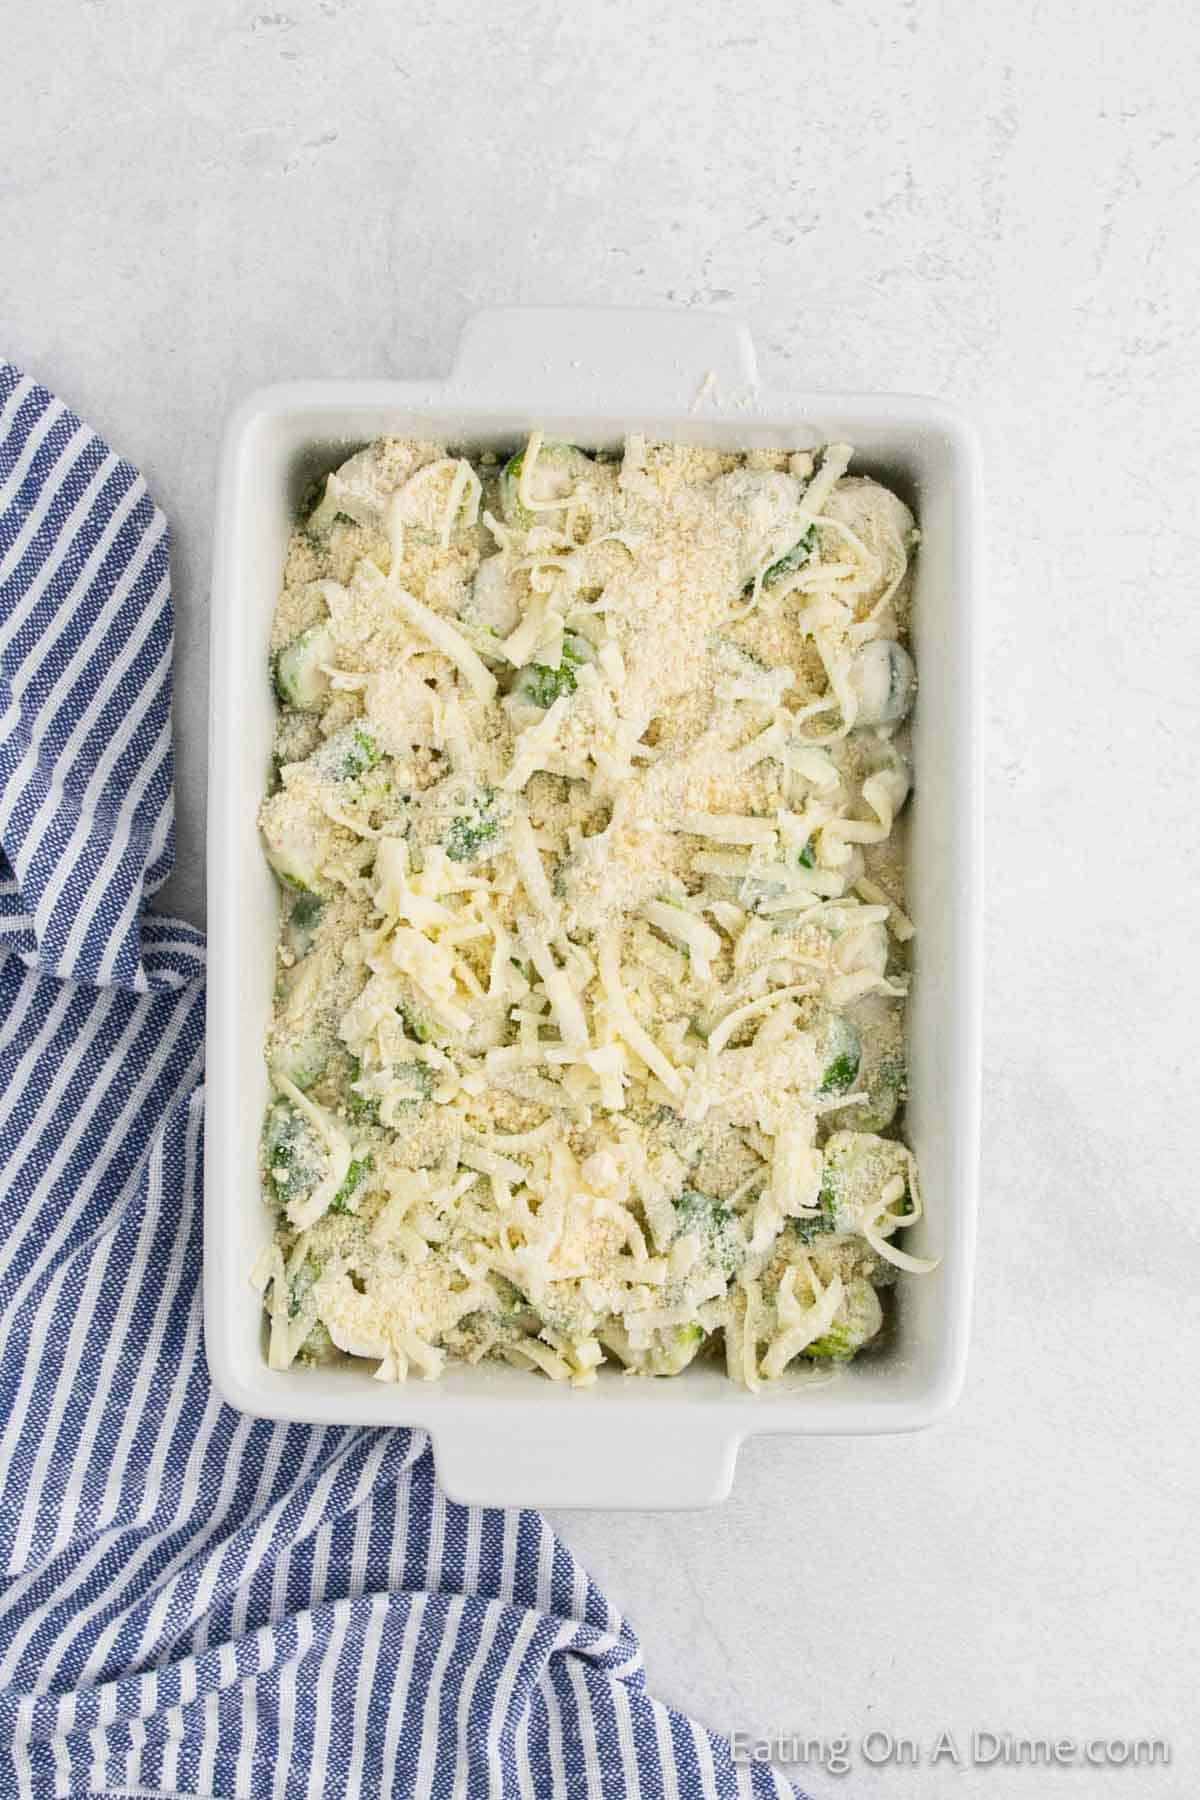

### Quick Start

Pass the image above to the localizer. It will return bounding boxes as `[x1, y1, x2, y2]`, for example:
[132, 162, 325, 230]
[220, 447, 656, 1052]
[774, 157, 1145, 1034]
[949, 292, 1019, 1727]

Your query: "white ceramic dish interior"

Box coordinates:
[206, 306, 982, 1509]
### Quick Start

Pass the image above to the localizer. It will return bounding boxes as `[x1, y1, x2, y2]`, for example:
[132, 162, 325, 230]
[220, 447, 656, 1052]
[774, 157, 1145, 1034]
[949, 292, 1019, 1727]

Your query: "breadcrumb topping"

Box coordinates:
[253, 432, 929, 1388]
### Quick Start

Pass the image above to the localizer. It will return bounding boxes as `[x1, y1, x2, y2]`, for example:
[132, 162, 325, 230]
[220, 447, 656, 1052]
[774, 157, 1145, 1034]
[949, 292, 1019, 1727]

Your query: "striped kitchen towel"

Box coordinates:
[0, 361, 801, 1800]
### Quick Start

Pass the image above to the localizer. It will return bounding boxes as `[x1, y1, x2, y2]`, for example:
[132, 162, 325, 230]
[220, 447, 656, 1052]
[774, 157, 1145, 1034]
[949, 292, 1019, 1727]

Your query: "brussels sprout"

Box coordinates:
[672, 1188, 743, 1277]
[352, 1056, 434, 1126]
[792, 1209, 836, 1246]
[825, 996, 906, 1132]
[847, 1051, 905, 1133]
[806, 1276, 884, 1360]
[260, 806, 324, 895]
[600, 1318, 708, 1378]
[673, 1187, 729, 1230]
[262, 1100, 326, 1212]
[817, 1014, 863, 1096]
[500, 442, 593, 529]
[468, 554, 522, 640]
[345, 1056, 379, 1124]
[397, 1000, 433, 1043]
[846, 639, 915, 728]
[644, 1321, 707, 1376]
[297, 1318, 337, 1364]
[743, 524, 817, 595]
[272, 710, 322, 774]
[562, 630, 592, 665]
[444, 787, 501, 864]
[290, 892, 323, 932]
[487, 1274, 531, 1323]
[328, 1156, 371, 1215]
[304, 461, 378, 535]
[818, 1131, 912, 1238]
[511, 636, 589, 710]
[514, 662, 576, 709]
[274, 624, 334, 711]
[261, 726, 387, 895]
[284, 892, 324, 962]
[312, 724, 380, 783]
[273, 1032, 330, 1091]
[393, 1059, 434, 1104]
[287, 1254, 322, 1320]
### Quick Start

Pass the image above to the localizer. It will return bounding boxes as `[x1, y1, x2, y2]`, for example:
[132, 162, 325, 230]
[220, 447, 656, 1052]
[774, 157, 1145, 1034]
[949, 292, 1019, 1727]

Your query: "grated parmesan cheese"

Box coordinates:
[256, 429, 927, 1388]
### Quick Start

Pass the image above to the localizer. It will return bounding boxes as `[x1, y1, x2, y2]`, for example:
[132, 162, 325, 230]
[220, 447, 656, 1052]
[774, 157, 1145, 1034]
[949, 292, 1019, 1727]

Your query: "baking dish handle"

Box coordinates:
[430, 1414, 743, 1512]
[447, 305, 759, 411]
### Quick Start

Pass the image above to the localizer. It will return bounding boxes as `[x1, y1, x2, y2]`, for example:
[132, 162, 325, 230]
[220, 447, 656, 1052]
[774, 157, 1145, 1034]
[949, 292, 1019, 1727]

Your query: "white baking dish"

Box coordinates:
[205, 306, 982, 1509]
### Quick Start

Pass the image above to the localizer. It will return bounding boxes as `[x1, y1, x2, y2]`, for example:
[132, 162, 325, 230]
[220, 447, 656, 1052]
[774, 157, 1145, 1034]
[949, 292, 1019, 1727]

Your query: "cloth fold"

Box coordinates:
[0, 360, 799, 1799]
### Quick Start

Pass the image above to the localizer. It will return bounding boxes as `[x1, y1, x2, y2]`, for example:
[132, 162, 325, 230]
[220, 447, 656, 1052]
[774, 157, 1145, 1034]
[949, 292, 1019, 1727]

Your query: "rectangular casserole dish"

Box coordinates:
[206, 305, 982, 1509]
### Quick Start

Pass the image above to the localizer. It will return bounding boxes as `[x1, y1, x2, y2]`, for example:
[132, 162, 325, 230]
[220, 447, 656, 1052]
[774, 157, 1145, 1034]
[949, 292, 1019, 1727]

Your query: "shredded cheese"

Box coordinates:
[257, 428, 926, 1389]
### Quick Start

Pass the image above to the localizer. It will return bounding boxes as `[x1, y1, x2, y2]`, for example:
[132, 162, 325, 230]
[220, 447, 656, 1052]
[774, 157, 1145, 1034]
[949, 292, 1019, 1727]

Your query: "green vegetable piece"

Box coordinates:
[274, 623, 334, 711]
[792, 1209, 836, 1246]
[806, 1278, 883, 1361]
[274, 1033, 329, 1092]
[444, 788, 500, 864]
[515, 661, 577, 709]
[262, 1100, 325, 1210]
[489, 1275, 530, 1321]
[395, 1060, 434, 1102]
[360, 1058, 433, 1119]
[846, 639, 916, 728]
[674, 1188, 732, 1230]
[499, 449, 527, 524]
[345, 1056, 379, 1124]
[817, 1164, 842, 1223]
[304, 469, 370, 536]
[260, 794, 324, 895]
[854, 1052, 906, 1132]
[797, 837, 817, 870]
[314, 724, 379, 783]
[744, 525, 817, 596]
[399, 1004, 431, 1043]
[499, 442, 592, 529]
[513, 632, 590, 711]
[287, 1256, 322, 1319]
[445, 814, 498, 862]
[828, 1039, 907, 1133]
[639, 1318, 708, 1375]
[806, 1322, 856, 1360]
[273, 860, 319, 896]
[817, 1015, 862, 1096]
[672, 1188, 742, 1276]
[298, 475, 326, 525]
[290, 893, 323, 931]
[287, 896, 325, 957]
[329, 1156, 371, 1216]
[818, 1131, 913, 1239]
[298, 1318, 336, 1362]
[820, 1052, 860, 1095]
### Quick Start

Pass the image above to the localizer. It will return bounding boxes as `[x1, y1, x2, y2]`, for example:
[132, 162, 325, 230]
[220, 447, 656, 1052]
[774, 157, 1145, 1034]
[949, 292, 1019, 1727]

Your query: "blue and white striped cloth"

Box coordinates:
[0, 361, 802, 1800]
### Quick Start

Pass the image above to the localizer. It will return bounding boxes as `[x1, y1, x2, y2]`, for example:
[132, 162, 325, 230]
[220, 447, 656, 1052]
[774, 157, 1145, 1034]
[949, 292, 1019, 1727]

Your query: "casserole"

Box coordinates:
[206, 306, 982, 1508]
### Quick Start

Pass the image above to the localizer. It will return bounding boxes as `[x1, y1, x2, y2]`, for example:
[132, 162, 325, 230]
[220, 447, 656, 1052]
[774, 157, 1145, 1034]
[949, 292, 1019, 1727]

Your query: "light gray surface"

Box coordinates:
[3, 2, 1197, 1795]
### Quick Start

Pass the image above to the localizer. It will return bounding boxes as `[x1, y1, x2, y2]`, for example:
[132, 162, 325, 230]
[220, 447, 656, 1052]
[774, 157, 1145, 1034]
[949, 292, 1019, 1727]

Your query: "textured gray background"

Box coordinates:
[3, 2, 1198, 1794]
